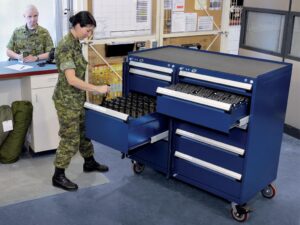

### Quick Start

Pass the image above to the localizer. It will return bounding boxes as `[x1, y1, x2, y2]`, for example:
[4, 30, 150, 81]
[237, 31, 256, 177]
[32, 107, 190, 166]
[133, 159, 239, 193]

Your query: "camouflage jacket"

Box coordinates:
[7, 25, 53, 56]
[52, 32, 87, 109]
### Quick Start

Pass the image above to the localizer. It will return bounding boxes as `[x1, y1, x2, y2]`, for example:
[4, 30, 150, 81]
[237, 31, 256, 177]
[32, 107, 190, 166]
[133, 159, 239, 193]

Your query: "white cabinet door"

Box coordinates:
[30, 86, 60, 152]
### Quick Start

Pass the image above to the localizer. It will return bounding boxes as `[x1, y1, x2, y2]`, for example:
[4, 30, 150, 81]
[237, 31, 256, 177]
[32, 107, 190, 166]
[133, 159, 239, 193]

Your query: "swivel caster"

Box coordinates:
[231, 203, 251, 222]
[261, 184, 276, 199]
[132, 162, 145, 174]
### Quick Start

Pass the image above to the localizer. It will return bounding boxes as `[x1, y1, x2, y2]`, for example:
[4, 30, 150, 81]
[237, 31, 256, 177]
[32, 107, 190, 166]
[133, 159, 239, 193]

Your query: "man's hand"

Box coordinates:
[23, 55, 38, 63]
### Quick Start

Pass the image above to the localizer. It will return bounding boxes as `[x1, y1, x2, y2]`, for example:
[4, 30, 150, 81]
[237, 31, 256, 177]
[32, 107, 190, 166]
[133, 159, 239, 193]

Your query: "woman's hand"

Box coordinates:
[96, 85, 110, 94]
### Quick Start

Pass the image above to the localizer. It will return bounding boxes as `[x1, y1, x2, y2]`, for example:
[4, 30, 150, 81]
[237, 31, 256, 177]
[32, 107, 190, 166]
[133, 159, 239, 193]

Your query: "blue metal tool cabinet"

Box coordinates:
[85, 46, 292, 222]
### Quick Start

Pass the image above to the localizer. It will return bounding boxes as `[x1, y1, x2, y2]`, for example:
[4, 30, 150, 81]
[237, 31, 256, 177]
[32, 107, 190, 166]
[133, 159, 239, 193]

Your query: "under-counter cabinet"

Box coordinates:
[21, 74, 60, 153]
[85, 46, 292, 222]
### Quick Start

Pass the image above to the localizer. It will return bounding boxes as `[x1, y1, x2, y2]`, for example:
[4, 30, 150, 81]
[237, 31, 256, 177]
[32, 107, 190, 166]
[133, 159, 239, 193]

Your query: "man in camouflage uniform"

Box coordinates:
[52, 11, 110, 191]
[6, 5, 53, 62]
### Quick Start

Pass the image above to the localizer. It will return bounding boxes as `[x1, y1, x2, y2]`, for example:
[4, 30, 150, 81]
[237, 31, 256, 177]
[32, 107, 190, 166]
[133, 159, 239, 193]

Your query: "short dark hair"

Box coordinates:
[69, 11, 96, 28]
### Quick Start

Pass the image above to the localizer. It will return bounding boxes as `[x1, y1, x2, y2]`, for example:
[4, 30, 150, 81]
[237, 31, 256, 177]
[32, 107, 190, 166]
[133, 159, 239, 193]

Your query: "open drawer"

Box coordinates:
[84, 102, 168, 154]
[156, 84, 250, 133]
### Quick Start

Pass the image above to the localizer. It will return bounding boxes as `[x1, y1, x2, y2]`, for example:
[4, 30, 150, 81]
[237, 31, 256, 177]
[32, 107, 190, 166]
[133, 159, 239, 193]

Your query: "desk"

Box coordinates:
[0, 61, 57, 79]
[0, 61, 59, 152]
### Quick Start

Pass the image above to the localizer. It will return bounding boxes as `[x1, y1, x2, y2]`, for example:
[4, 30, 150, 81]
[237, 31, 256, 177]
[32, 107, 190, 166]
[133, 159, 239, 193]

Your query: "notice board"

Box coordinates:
[91, 0, 152, 39]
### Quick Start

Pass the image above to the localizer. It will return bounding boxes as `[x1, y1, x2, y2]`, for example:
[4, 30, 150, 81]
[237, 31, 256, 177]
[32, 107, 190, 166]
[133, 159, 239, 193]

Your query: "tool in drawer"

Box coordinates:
[161, 83, 249, 111]
[101, 92, 156, 118]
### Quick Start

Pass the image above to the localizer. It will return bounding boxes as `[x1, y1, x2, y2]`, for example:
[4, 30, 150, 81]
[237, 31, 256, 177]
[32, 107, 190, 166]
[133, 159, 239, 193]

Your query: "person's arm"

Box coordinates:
[23, 52, 49, 62]
[65, 69, 110, 94]
[6, 48, 22, 60]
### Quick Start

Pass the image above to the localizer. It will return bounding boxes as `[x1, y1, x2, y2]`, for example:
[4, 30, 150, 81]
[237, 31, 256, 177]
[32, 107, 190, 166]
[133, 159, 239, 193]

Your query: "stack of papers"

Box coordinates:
[6, 64, 33, 71]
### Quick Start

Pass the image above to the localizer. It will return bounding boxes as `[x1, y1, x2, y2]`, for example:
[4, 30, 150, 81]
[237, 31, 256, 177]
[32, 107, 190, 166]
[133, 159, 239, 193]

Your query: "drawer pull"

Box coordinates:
[150, 130, 169, 143]
[129, 68, 171, 82]
[176, 129, 245, 156]
[129, 61, 173, 73]
[179, 70, 252, 91]
[156, 87, 231, 111]
[84, 102, 129, 121]
[175, 151, 242, 180]
[235, 116, 249, 130]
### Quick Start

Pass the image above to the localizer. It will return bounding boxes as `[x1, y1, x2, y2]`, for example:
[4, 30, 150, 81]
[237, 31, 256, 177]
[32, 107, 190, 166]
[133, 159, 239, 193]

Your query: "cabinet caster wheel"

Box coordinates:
[261, 184, 276, 199]
[231, 204, 250, 222]
[133, 162, 145, 174]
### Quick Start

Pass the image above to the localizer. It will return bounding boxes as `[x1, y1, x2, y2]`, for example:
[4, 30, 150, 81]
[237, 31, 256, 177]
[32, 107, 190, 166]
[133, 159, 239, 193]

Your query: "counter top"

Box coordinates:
[0, 60, 57, 79]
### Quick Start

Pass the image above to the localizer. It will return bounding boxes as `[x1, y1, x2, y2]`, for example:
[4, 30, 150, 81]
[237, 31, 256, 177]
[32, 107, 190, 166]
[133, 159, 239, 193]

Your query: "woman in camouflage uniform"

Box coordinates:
[52, 11, 110, 191]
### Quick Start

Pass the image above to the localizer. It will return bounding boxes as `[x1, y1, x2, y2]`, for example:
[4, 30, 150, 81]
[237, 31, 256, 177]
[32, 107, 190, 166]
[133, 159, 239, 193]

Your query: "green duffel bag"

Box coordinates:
[0, 101, 33, 164]
[0, 105, 13, 147]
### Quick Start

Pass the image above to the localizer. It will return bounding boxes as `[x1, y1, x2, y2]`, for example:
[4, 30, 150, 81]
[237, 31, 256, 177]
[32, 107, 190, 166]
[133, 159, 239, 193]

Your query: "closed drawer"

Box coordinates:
[156, 85, 249, 133]
[30, 73, 58, 88]
[128, 74, 171, 97]
[173, 154, 242, 198]
[125, 60, 173, 96]
[174, 136, 244, 173]
[85, 102, 168, 154]
[174, 121, 248, 153]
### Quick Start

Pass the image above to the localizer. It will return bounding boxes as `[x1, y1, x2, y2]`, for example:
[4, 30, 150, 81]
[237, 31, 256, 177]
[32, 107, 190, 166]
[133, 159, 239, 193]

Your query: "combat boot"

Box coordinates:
[52, 167, 78, 191]
[83, 156, 109, 172]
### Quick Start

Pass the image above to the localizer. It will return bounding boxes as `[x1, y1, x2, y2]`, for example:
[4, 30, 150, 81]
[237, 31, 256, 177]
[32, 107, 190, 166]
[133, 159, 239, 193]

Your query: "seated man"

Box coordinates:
[6, 5, 54, 62]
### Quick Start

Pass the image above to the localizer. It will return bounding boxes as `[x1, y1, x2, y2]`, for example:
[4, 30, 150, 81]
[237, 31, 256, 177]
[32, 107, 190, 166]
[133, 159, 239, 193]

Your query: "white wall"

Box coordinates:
[243, 0, 289, 11]
[0, 0, 56, 61]
[292, 1, 300, 11]
[285, 59, 300, 129]
[239, 48, 282, 61]
[239, 49, 300, 130]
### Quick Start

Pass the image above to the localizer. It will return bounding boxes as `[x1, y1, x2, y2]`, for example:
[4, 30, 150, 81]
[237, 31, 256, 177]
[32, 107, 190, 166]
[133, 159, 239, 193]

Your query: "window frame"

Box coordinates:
[240, 7, 289, 57]
[285, 12, 300, 61]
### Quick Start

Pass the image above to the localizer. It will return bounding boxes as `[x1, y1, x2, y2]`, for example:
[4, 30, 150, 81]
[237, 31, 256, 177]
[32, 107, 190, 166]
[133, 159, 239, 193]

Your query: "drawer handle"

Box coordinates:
[179, 71, 252, 91]
[234, 116, 249, 130]
[175, 151, 242, 180]
[129, 68, 171, 82]
[84, 102, 129, 121]
[129, 61, 173, 73]
[150, 130, 169, 143]
[176, 129, 245, 156]
[128, 131, 169, 151]
[156, 87, 232, 111]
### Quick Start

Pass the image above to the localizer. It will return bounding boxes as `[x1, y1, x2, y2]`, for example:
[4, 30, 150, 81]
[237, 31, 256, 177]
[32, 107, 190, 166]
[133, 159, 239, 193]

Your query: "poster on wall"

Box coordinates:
[197, 16, 213, 31]
[171, 12, 186, 32]
[92, 0, 152, 39]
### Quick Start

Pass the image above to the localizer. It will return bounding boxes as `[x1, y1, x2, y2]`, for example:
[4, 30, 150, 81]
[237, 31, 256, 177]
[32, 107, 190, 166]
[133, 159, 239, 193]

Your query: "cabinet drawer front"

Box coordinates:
[174, 136, 244, 173]
[174, 121, 248, 150]
[156, 94, 248, 133]
[85, 108, 168, 153]
[173, 157, 241, 198]
[128, 74, 171, 97]
[30, 73, 58, 88]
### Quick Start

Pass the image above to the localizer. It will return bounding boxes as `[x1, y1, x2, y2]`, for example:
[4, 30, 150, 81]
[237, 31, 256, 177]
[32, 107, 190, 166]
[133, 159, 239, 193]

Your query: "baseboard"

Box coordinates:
[284, 124, 300, 139]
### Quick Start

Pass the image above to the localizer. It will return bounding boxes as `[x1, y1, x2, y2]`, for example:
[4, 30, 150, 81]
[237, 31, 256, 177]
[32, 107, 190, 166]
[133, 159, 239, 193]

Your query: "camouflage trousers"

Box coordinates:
[54, 102, 94, 169]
